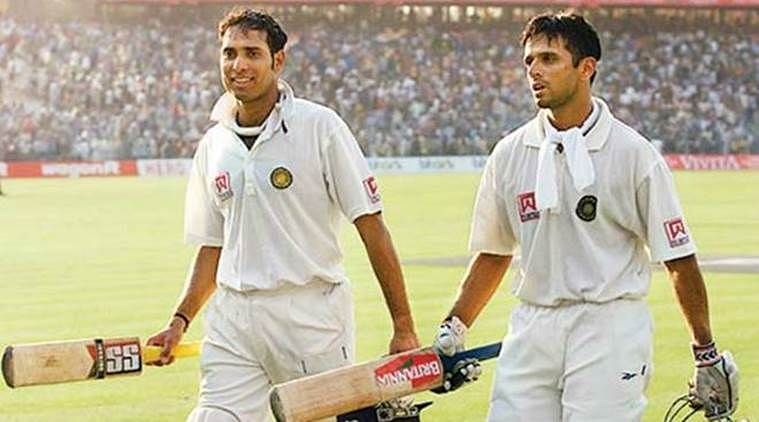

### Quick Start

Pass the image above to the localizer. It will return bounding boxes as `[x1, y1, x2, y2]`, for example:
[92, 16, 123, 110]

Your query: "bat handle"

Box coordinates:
[440, 342, 502, 372]
[142, 341, 201, 362]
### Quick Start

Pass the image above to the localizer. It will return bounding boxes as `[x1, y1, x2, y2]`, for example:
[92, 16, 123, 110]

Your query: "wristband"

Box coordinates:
[692, 341, 720, 367]
[173, 312, 190, 333]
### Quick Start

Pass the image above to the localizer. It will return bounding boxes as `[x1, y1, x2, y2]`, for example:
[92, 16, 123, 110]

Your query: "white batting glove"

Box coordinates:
[432, 316, 467, 357]
[690, 342, 739, 420]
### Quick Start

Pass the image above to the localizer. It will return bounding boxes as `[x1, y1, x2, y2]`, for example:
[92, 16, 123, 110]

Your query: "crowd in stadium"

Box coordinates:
[0, 8, 756, 160]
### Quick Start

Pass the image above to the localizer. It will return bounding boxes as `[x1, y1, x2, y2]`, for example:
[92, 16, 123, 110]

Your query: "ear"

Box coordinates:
[578, 57, 597, 82]
[272, 49, 286, 74]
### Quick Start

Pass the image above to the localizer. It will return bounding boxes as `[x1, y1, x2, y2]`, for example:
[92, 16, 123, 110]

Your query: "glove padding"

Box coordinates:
[432, 316, 467, 357]
[690, 343, 739, 421]
[431, 357, 482, 395]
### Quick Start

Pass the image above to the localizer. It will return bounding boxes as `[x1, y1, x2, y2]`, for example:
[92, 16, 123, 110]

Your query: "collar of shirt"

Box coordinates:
[523, 97, 613, 151]
[210, 79, 295, 141]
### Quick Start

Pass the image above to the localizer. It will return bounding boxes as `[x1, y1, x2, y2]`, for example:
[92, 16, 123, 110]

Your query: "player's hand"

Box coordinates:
[145, 317, 186, 366]
[431, 357, 482, 395]
[690, 342, 739, 420]
[389, 329, 420, 354]
[432, 316, 467, 357]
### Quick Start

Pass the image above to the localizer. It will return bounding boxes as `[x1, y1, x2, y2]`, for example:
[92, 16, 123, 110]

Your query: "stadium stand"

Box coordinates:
[0, 1, 756, 160]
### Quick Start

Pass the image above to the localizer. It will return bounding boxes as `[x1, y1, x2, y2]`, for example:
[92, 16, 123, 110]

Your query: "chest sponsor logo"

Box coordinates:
[374, 350, 442, 390]
[517, 192, 540, 222]
[664, 217, 690, 248]
[270, 166, 293, 190]
[575, 195, 598, 222]
[363, 176, 381, 204]
[214, 171, 233, 202]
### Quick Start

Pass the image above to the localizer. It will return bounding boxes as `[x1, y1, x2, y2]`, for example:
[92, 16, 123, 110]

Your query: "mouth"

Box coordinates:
[230, 77, 254, 88]
[531, 82, 546, 94]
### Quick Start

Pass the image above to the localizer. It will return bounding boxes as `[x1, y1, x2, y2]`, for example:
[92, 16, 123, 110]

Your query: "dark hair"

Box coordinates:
[218, 8, 288, 56]
[521, 12, 601, 83]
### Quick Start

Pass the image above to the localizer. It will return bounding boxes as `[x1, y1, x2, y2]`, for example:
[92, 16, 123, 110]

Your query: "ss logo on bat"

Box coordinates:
[105, 344, 141, 374]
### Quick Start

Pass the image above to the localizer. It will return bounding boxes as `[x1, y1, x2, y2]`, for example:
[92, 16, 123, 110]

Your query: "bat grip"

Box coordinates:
[142, 341, 201, 362]
[440, 342, 502, 372]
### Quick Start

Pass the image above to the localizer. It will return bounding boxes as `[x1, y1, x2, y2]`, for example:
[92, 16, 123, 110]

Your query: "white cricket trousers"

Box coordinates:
[488, 299, 653, 422]
[188, 281, 354, 422]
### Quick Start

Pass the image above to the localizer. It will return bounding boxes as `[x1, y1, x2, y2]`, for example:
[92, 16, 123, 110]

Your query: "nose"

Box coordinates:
[527, 62, 541, 80]
[232, 55, 250, 72]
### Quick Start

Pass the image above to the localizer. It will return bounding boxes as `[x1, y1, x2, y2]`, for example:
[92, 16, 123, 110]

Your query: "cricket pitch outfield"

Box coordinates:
[0, 171, 756, 421]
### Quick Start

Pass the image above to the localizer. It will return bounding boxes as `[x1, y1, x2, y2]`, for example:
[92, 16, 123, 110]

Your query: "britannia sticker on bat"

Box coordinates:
[664, 217, 690, 248]
[374, 350, 441, 389]
[86, 339, 142, 378]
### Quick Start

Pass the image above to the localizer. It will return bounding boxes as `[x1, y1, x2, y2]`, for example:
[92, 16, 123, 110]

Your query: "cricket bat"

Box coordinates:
[2, 337, 201, 388]
[270, 342, 502, 422]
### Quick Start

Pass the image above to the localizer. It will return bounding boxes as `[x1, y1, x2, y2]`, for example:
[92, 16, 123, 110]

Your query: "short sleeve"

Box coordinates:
[184, 140, 224, 246]
[468, 153, 517, 255]
[323, 115, 382, 222]
[636, 160, 697, 262]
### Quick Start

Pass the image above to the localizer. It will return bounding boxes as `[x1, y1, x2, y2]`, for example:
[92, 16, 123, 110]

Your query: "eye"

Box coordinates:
[222, 49, 235, 60]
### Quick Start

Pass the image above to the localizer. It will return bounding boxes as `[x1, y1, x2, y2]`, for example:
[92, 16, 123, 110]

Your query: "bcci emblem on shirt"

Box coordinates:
[214, 171, 233, 202]
[270, 166, 293, 190]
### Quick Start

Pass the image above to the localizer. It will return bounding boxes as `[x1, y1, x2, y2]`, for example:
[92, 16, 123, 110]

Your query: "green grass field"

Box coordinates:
[0, 171, 756, 421]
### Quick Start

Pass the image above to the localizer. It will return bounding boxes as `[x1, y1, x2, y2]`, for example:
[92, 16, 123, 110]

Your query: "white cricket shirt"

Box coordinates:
[185, 80, 382, 291]
[470, 98, 696, 306]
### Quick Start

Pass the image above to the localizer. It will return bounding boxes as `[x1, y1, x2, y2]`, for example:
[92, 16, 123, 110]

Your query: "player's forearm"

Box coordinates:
[448, 253, 512, 328]
[664, 254, 713, 345]
[173, 245, 221, 324]
[355, 213, 416, 335]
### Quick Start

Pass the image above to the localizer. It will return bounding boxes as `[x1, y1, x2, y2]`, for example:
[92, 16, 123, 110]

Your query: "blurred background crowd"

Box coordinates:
[0, 1, 756, 160]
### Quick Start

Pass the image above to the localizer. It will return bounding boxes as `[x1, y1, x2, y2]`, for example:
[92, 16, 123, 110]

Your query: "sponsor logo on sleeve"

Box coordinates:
[664, 217, 690, 248]
[363, 176, 381, 204]
[214, 171, 233, 201]
[374, 350, 442, 390]
[517, 192, 540, 222]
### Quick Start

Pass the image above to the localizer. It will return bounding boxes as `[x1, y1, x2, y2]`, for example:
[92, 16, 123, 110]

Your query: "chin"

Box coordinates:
[231, 91, 259, 103]
[535, 98, 551, 109]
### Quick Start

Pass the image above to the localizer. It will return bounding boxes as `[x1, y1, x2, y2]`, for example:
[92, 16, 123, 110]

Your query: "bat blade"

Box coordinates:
[270, 342, 502, 422]
[2, 338, 201, 388]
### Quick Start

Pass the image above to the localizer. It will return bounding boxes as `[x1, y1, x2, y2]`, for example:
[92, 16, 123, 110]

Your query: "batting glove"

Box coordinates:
[690, 342, 739, 420]
[431, 357, 482, 395]
[432, 316, 467, 357]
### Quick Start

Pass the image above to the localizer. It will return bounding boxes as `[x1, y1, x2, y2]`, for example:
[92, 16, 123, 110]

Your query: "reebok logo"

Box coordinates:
[621, 364, 646, 381]
[621, 372, 637, 381]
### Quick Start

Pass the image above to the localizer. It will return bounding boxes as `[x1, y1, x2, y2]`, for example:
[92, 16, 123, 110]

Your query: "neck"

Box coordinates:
[236, 86, 279, 127]
[547, 93, 593, 131]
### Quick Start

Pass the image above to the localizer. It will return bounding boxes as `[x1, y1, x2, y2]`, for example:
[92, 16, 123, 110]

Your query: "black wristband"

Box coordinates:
[173, 312, 190, 333]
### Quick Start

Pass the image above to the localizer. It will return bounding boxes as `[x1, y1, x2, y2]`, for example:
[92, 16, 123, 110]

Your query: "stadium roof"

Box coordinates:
[99, 0, 758, 7]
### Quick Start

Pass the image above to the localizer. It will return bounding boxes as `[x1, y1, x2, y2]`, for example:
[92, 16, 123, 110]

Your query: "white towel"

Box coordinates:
[210, 92, 267, 137]
[535, 124, 595, 213]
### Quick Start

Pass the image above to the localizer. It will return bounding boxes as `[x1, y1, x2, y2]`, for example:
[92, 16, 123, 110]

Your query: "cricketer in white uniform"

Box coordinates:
[147, 8, 419, 421]
[432, 12, 738, 421]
